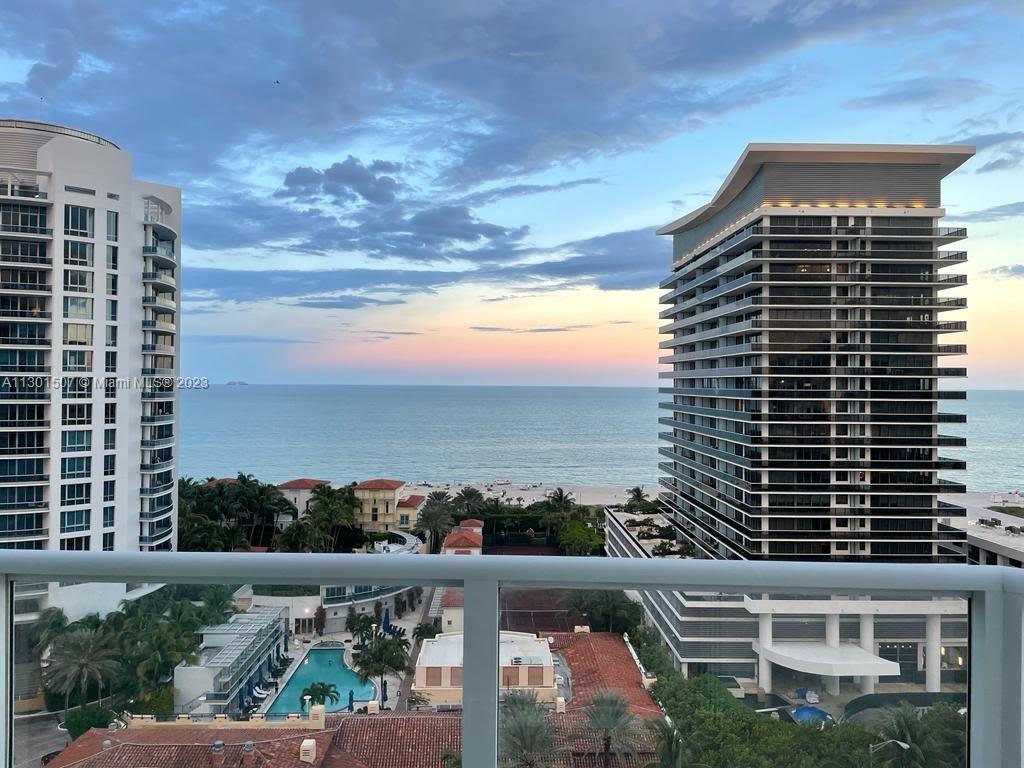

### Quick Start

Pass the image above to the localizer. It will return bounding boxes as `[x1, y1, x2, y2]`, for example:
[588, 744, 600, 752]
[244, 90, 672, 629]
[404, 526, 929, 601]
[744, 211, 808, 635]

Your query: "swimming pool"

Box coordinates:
[266, 647, 377, 714]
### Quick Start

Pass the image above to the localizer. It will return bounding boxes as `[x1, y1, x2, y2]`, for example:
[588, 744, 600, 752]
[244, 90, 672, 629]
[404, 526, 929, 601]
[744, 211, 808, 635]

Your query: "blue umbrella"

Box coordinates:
[381, 679, 388, 704]
[383, 607, 390, 632]
[258, 668, 265, 686]
[284, 633, 289, 652]
[791, 706, 834, 725]
[238, 688, 245, 710]
[348, 690, 354, 712]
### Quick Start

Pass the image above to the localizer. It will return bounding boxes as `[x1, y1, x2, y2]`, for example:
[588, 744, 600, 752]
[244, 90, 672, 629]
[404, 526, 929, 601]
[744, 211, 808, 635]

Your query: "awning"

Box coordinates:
[753, 641, 901, 677]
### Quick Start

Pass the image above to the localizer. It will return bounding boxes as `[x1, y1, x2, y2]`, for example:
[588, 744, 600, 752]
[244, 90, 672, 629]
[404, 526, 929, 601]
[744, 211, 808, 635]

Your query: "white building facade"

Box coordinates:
[0, 120, 180, 619]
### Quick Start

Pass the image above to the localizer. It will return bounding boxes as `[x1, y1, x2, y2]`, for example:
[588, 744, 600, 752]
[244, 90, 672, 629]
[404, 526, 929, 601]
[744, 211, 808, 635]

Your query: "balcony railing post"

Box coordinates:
[1, 574, 12, 768]
[969, 586, 1022, 767]
[997, 584, 1024, 768]
[461, 578, 499, 765]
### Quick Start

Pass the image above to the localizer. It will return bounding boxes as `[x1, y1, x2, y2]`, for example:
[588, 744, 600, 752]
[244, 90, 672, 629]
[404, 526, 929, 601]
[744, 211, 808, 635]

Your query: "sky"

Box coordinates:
[1, 1, 1022, 387]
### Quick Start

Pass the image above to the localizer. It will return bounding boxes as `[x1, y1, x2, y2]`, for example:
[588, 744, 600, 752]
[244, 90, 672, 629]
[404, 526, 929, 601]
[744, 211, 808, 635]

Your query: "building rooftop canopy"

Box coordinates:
[0, 118, 120, 149]
[657, 142, 976, 236]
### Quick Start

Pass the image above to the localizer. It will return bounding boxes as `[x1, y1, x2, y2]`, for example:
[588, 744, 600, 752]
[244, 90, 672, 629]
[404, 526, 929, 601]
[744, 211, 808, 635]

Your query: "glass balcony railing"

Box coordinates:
[1, 551, 1021, 766]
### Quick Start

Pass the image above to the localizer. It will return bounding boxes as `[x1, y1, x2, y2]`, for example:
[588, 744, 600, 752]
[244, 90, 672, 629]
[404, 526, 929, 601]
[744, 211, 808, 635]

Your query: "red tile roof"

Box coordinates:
[397, 494, 425, 508]
[458, 518, 484, 527]
[354, 479, 405, 491]
[545, 632, 661, 717]
[203, 477, 238, 487]
[332, 716, 460, 768]
[49, 727, 338, 768]
[278, 478, 331, 490]
[439, 588, 464, 608]
[441, 531, 482, 549]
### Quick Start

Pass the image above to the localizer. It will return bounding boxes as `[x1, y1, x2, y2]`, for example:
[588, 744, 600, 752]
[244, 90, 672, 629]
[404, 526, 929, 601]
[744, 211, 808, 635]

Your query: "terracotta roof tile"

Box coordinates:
[354, 479, 405, 491]
[458, 518, 484, 527]
[203, 477, 238, 487]
[441, 531, 482, 549]
[396, 494, 425, 508]
[278, 478, 331, 490]
[439, 588, 464, 608]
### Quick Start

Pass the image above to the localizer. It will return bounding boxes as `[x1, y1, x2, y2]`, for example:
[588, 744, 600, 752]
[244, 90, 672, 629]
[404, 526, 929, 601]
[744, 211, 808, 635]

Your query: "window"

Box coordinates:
[527, 666, 544, 686]
[425, 667, 442, 687]
[0, 203, 47, 232]
[63, 323, 93, 346]
[61, 483, 91, 506]
[106, 299, 117, 321]
[103, 480, 115, 502]
[63, 296, 93, 320]
[62, 350, 92, 372]
[62, 430, 91, 453]
[61, 403, 91, 425]
[104, 377, 116, 398]
[450, 667, 462, 686]
[104, 428, 115, 450]
[106, 325, 117, 347]
[63, 240, 94, 266]
[105, 351, 116, 373]
[64, 205, 95, 237]
[63, 269, 93, 293]
[64, 185, 96, 196]
[60, 536, 90, 551]
[104, 403, 116, 424]
[60, 509, 90, 533]
[400, 514, 409, 526]
[102, 506, 115, 527]
[103, 455, 115, 476]
[106, 273, 117, 295]
[107, 192, 119, 201]
[106, 211, 118, 242]
[62, 377, 92, 399]
[501, 666, 519, 687]
[102, 532, 114, 551]
[106, 245, 118, 270]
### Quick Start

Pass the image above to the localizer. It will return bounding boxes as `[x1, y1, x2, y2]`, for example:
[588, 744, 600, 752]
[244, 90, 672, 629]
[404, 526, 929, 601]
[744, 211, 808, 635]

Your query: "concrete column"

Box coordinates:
[926, 614, 942, 693]
[825, 614, 840, 696]
[758, 613, 773, 694]
[859, 613, 875, 694]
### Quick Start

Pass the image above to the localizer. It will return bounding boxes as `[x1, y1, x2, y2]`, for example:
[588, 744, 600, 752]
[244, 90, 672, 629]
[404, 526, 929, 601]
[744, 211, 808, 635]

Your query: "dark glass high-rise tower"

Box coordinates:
[657, 144, 972, 564]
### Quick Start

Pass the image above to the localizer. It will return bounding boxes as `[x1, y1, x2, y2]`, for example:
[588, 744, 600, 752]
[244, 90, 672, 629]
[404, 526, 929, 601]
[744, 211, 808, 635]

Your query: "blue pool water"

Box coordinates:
[266, 648, 377, 714]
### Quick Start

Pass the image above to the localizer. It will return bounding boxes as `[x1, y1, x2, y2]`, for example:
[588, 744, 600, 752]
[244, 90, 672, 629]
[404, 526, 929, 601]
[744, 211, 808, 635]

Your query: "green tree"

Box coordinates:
[308, 483, 358, 551]
[134, 622, 198, 694]
[568, 590, 644, 633]
[31, 606, 68, 658]
[413, 621, 440, 642]
[418, 492, 455, 553]
[500, 691, 557, 767]
[453, 486, 486, 517]
[42, 629, 121, 724]
[541, 487, 575, 534]
[559, 519, 604, 556]
[577, 691, 643, 767]
[355, 633, 410, 700]
[874, 702, 946, 768]
[66, 705, 116, 739]
[300, 681, 340, 709]
[274, 516, 330, 552]
[642, 719, 708, 768]
[346, 612, 375, 647]
[405, 689, 431, 708]
[313, 605, 326, 636]
[200, 585, 236, 623]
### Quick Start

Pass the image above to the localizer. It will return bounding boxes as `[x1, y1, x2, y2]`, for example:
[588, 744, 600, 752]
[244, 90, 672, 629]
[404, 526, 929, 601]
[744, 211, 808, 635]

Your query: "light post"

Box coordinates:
[869, 739, 909, 766]
[303, 694, 312, 718]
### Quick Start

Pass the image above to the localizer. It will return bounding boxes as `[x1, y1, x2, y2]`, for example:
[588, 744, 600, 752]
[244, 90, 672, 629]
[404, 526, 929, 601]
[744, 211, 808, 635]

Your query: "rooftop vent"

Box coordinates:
[299, 738, 317, 764]
[101, 740, 112, 751]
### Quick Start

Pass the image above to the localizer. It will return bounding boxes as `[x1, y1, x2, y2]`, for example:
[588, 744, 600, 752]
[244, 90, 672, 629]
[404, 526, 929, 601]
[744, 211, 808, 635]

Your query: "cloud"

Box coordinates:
[187, 335, 317, 344]
[364, 329, 423, 336]
[843, 76, 987, 110]
[275, 156, 402, 204]
[944, 131, 1024, 173]
[469, 324, 593, 333]
[983, 265, 1024, 279]
[457, 178, 602, 207]
[288, 296, 406, 310]
[955, 201, 1024, 222]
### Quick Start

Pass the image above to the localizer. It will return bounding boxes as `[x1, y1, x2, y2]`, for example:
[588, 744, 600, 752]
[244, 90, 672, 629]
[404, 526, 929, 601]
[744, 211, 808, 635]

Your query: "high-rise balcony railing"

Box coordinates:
[1, 550, 1020, 766]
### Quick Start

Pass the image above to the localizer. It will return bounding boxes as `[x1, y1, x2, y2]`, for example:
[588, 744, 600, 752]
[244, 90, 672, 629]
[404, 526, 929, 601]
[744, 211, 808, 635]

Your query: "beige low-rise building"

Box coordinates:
[412, 631, 556, 706]
[353, 479, 424, 532]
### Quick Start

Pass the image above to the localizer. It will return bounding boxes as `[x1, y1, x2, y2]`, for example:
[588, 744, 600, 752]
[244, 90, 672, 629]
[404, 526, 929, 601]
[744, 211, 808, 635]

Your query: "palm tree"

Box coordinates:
[42, 628, 120, 723]
[31, 606, 68, 658]
[134, 622, 197, 693]
[418, 493, 454, 553]
[500, 691, 557, 767]
[413, 621, 440, 642]
[274, 516, 330, 552]
[346, 612, 375, 647]
[440, 751, 462, 768]
[642, 720, 708, 768]
[308, 483, 357, 551]
[567, 590, 640, 633]
[577, 691, 643, 767]
[875, 702, 944, 767]
[200, 585, 236, 623]
[354, 634, 410, 700]
[453, 487, 485, 517]
[222, 524, 251, 552]
[300, 681, 340, 709]
[541, 488, 574, 536]
[626, 487, 648, 506]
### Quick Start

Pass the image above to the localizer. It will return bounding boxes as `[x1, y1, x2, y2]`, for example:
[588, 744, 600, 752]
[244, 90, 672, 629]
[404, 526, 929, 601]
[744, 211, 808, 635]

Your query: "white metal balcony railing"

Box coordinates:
[1, 551, 1022, 766]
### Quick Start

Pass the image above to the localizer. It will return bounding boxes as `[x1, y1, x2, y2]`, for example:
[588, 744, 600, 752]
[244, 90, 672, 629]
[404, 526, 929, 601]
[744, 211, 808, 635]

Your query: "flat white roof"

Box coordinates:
[658, 142, 975, 236]
[753, 641, 901, 678]
[945, 492, 1024, 557]
[417, 631, 553, 668]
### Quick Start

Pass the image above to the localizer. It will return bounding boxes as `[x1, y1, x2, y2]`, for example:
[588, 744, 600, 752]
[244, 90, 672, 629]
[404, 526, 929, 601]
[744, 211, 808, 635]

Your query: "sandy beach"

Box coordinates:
[404, 481, 644, 507]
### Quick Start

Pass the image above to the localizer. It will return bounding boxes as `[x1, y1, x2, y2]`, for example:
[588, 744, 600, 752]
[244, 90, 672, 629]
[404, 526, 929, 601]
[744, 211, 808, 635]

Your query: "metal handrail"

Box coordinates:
[0, 551, 1020, 766]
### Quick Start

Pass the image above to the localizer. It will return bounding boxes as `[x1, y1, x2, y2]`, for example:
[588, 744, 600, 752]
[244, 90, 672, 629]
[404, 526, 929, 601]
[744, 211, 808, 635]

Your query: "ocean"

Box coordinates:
[179, 386, 1023, 492]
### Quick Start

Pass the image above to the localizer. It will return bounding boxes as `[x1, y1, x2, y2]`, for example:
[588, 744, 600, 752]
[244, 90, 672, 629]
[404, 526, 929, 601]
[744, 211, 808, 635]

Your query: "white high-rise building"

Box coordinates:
[0, 119, 179, 621]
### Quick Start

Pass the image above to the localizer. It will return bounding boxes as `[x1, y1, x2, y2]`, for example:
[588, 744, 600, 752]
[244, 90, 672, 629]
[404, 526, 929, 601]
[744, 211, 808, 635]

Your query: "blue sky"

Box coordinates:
[1, 1, 1021, 386]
